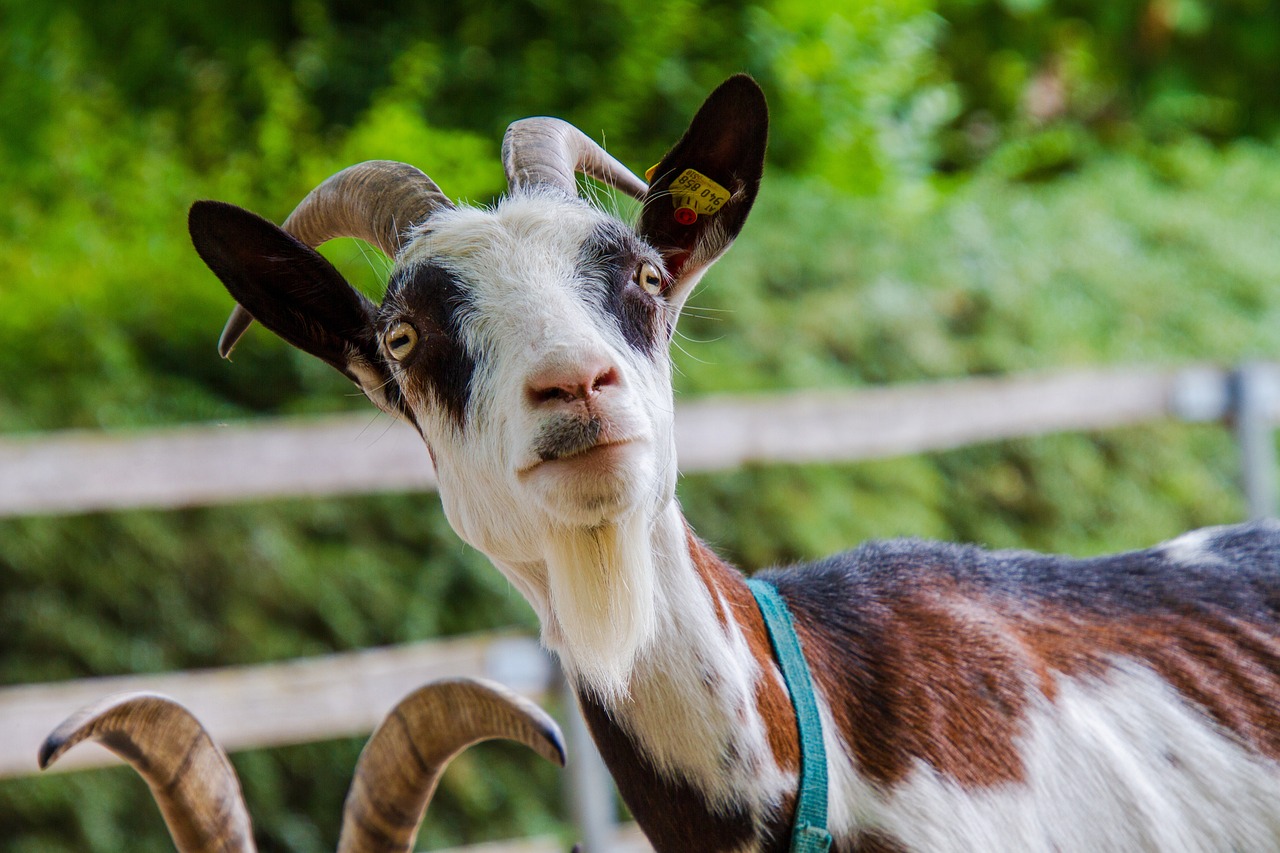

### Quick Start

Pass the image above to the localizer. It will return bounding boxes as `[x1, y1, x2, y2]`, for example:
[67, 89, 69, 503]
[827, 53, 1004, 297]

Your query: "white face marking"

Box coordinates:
[394, 192, 677, 545]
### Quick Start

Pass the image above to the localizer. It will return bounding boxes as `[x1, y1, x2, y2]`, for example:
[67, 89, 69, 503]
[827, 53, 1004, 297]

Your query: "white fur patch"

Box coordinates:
[831, 662, 1280, 851]
[1159, 526, 1226, 567]
[545, 512, 658, 702]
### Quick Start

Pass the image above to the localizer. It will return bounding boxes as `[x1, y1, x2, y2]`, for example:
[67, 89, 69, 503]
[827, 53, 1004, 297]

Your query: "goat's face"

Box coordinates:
[383, 195, 680, 558]
[190, 77, 766, 687]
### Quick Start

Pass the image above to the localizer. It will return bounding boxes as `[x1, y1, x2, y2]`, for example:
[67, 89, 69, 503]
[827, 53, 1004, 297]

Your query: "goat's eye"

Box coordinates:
[384, 322, 419, 361]
[633, 262, 663, 296]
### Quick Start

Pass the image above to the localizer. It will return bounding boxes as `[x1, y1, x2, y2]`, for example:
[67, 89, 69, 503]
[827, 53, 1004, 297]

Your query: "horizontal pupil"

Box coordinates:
[391, 336, 411, 349]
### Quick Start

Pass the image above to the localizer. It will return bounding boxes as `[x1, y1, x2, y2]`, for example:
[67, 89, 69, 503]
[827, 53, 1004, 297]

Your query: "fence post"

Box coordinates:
[560, 671, 618, 851]
[1231, 362, 1280, 520]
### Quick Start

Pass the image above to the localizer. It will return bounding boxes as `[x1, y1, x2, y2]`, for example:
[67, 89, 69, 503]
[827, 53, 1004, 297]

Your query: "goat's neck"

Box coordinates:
[505, 501, 800, 838]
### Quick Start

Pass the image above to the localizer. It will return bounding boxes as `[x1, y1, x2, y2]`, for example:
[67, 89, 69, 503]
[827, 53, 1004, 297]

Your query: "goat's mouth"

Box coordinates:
[518, 438, 639, 476]
[517, 437, 647, 524]
[521, 414, 645, 470]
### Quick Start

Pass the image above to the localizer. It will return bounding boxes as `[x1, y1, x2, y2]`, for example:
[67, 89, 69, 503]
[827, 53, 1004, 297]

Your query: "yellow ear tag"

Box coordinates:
[669, 168, 730, 216]
[645, 163, 659, 183]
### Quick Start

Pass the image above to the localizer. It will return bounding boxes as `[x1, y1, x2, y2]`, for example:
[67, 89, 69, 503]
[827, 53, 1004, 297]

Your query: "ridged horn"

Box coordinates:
[218, 160, 453, 358]
[503, 117, 647, 201]
[39, 692, 256, 853]
[336, 678, 566, 853]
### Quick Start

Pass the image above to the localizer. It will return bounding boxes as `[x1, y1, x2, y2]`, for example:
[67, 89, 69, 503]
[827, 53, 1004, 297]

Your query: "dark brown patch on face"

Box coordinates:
[381, 263, 477, 428]
[533, 414, 603, 462]
[579, 222, 668, 353]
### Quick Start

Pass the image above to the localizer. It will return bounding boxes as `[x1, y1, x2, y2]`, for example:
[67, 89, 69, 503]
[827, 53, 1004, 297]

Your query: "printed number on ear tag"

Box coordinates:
[669, 169, 730, 217]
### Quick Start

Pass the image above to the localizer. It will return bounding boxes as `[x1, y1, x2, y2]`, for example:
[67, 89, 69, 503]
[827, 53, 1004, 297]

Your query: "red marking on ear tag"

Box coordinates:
[674, 206, 698, 225]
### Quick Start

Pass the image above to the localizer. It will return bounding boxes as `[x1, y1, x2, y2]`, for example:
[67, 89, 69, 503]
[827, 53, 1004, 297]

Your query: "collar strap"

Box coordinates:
[746, 578, 834, 853]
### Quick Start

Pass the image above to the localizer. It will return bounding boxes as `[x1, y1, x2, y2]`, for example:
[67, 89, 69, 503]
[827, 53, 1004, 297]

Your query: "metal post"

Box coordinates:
[560, 671, 618, 851]
[1231, 363, 1280, 519]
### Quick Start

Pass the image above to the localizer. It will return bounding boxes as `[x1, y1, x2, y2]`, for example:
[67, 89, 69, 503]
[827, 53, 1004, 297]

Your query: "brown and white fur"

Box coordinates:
[189, 76, 1280, 852]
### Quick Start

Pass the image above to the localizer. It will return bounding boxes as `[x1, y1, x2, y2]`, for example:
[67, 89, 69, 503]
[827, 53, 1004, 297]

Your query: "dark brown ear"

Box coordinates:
[189, 200, 383, 378]
[638, 75, 768, 298]
[188, 200, 413, 419]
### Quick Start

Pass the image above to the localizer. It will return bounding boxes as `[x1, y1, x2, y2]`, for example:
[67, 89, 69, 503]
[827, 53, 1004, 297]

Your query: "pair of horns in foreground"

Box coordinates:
[40, 677, 566, 853]
[217, 117, 648, 358]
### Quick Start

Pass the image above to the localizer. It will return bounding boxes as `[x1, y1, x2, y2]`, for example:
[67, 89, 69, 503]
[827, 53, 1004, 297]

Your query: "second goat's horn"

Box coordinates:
[40, 692, 257, 853]
[337, 677, 566, 853]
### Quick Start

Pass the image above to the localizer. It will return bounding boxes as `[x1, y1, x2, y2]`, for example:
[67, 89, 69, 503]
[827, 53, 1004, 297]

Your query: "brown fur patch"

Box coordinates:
[794, 585, 1032, 789]
[686, 529, 801, 775]
[793, 579, 1280, 790]
[1016, 606, 1280, 762]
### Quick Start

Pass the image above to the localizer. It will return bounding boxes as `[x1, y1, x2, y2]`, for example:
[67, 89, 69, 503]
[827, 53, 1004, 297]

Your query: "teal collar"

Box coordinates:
[746, 578, 834, 853]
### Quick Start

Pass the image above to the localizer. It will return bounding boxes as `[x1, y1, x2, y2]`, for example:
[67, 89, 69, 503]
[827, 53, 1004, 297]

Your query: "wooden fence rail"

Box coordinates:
[0, 365, 1218, 517]
[0, 634, 553, 778]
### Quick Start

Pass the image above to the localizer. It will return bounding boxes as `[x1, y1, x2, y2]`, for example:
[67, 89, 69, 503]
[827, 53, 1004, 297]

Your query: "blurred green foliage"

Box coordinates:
[934, 0, 1280, 170]
[2, 0, 1280, 850]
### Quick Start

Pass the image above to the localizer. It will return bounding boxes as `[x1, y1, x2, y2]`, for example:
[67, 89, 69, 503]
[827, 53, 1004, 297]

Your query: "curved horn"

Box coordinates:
[218, 160, 453, 358]
[503, 118, 647, 201]
[39, 692, 256, 853]
[337, 678, 566, 853]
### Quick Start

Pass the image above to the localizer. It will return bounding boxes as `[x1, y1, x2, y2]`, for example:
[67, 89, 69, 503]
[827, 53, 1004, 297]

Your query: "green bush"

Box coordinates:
[934, 0, 1280, 167]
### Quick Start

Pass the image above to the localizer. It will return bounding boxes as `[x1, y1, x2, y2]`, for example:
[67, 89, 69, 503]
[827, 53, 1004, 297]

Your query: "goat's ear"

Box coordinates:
[188, 201, 402, 411]
[638, 75, 768, 303]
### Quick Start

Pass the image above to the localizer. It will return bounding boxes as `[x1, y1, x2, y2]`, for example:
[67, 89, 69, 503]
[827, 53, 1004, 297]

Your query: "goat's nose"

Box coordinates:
[526, 358, 620, 406]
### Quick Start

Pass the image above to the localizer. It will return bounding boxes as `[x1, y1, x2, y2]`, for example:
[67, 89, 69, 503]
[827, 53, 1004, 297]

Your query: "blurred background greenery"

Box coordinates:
[3, 0, 1280, 849]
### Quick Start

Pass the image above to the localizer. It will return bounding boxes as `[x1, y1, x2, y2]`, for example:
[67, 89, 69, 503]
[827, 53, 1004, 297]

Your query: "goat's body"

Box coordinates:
[580, 518, 1280, 852]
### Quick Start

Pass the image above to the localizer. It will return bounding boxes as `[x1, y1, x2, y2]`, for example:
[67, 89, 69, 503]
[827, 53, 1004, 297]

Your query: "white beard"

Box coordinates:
[544, 511, 657, 702]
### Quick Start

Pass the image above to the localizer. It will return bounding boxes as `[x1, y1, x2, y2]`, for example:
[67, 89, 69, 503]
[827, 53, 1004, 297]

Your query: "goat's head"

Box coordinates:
[189, 76, 768, 696]
[39, 678, 566, 852]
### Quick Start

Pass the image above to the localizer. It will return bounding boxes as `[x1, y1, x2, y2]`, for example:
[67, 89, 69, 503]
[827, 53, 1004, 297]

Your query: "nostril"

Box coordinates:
[526, 361, 621, 406]
[590, 367, 619, 395]
[530, 385, 576, 405]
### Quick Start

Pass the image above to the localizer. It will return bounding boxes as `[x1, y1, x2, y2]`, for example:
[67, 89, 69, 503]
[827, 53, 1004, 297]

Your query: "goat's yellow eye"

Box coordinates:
[634, 262, 663, 296]
[385, 322, 419, 361]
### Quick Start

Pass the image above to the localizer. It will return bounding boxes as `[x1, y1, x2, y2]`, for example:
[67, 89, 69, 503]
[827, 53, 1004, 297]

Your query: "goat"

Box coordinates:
[38, 678, 565, 852]
[188, 75, 1280, 851]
